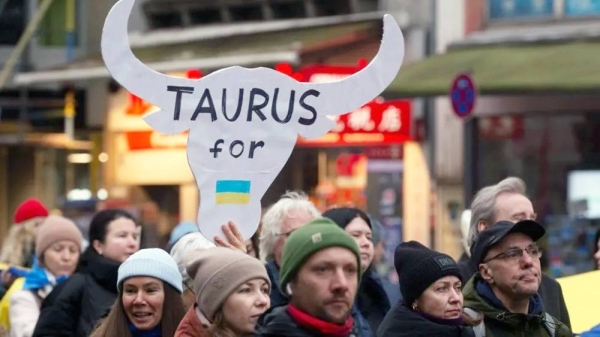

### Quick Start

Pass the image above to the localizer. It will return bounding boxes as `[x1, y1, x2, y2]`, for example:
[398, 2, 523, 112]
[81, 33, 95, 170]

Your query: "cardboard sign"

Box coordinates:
[101, 0, 405, 241]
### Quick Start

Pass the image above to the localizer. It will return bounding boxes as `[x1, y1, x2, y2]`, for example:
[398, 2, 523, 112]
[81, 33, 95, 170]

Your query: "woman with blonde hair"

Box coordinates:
[175, 247, 270, 337]
[90, 248, 185, 337]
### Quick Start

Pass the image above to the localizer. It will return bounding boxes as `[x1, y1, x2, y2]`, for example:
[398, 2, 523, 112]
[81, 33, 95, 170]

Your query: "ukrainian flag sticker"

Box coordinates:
[215, 180, 251, 205]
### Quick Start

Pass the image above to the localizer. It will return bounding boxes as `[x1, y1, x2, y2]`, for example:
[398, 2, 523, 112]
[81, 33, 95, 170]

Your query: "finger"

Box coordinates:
[229, 221, 244, 240]
[221, 224, 238, 243]
[214, 236, 229, 247]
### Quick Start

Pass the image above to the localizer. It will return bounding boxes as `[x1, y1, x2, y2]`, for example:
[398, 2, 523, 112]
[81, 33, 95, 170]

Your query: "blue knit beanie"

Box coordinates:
[117, 248, 183, 293]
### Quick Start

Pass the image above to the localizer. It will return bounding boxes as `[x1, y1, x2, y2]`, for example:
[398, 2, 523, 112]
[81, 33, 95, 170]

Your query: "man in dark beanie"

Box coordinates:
[255, 218, 373, 337]
[378, 241, 473, 337]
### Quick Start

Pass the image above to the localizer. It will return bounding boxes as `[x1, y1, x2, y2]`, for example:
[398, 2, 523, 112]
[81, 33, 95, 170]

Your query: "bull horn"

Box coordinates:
[101, 0, 192, 108]
[310, 14, 404, 116]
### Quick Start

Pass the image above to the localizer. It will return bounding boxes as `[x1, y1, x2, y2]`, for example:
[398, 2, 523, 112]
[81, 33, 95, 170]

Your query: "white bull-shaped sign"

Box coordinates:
[101, 0, 405, 242]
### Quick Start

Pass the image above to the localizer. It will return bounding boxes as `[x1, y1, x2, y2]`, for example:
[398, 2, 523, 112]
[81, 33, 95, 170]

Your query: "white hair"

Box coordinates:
[258, 191, 321, 263]
[170, 232, 215, 289]
[468, 177, 527, 247]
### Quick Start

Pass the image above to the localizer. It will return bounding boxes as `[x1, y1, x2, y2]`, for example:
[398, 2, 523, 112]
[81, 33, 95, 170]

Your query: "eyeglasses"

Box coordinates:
[483, 245, 543, 263]
[276, 229, 297, 238]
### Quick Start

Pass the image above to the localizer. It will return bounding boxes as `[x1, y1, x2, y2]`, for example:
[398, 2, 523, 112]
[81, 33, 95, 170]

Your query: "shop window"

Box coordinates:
[149, 11, 183, 29]
[271, 1, 306, 19]
[190, 8, 222, 25]
[230, 3, 264, 21]
[37, 0, 80, 47]
[314, 0, 352, 16]
[0, 0, 26, 45]
[488, 0, 554, 21]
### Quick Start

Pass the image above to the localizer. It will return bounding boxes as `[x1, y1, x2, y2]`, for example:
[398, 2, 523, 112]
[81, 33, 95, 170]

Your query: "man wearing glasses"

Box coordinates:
[460, 177, 571, 328]
[462, 220, 572, 336]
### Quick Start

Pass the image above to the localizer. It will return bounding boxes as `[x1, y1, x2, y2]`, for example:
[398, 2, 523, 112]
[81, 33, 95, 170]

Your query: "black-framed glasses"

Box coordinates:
[483, 245, 543, 263]
[276, 229, 297, 238]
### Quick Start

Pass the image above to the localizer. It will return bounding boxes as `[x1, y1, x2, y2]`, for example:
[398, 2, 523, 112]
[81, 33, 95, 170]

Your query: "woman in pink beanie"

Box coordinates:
[6, 215, 82, 337]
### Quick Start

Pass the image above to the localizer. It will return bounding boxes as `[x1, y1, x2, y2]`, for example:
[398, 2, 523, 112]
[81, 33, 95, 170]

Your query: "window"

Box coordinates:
[488, 0, 554, 20]
[0, 0, 26, 45]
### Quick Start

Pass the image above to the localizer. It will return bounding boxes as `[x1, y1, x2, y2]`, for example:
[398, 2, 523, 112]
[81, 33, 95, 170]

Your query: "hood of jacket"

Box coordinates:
[175, 306, 208, 337]
[463, 273, 552, 333]
[377, 301, 474, 337]
[78, 247, 121, 293]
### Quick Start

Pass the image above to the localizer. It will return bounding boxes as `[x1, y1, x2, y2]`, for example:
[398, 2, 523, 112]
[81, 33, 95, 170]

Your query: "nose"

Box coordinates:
[448, 287, 463, 305]
[255, 292, 270, 308]
[331, 268, 350, 293]
[133, 291, 146, 305]
[520, 250, 534, 267]
[127, 235, 139, 249]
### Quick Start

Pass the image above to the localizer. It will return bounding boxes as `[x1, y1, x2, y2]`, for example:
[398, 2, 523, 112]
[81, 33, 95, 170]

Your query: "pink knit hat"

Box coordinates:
[35, 216, 83, 258]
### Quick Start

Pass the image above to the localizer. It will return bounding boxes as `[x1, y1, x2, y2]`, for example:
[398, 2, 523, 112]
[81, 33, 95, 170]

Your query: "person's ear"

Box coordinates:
[92, 240, 104, 255]
[477, 220, 490, 234]
[479, 263, 494, 284]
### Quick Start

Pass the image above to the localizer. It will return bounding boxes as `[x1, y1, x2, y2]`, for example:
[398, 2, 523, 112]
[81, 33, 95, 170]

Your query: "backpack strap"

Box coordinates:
[542, 313, 556, 337]
[463, 307, 485, 337]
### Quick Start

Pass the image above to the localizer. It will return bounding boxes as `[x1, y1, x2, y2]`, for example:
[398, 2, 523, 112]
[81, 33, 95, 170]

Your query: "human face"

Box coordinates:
[479, 193, 536, 234]
[221, 279, 270, 335]
[480, 233, 541, 299]
[122, 277, 165, 331]
[273, 209, 315, 266]
[594, 237, 600, 270]
[345, 217, 373, 271]
[415, 276, 463, 320]
[43, 240, 80, 277]
[290, 247, 359, 324]
[93, 218, 139, 263]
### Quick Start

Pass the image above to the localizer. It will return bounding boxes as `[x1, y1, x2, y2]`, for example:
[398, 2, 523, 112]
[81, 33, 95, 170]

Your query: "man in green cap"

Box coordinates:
[255, 218, 364, 337]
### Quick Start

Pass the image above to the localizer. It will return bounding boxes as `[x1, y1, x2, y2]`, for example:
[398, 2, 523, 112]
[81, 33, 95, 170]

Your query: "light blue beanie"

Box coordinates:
[169, 221, 199, 245]
[117, 248, 183, 293]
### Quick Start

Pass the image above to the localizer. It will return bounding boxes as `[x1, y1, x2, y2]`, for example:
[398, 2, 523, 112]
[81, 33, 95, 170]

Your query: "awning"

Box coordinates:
[387, 41, 600, 97]
[14, 20, 381, 86]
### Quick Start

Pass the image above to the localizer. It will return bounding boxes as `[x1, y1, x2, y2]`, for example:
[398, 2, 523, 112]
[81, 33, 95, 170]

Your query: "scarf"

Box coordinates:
[475, 279, 544, 315]
[17, 256, 68, 291]
[287, 304, 353, 337]
[128, 322, 162, 337]
[417, 311, 465, 326]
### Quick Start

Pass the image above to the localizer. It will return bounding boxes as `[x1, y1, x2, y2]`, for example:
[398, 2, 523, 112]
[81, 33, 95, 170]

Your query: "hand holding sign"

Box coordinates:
[101, 0, 405, 242]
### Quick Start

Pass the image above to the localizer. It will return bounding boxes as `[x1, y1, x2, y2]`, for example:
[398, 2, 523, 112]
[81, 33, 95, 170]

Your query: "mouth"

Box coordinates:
[520, 274, 537, 281]
[446, 309, 461, 316]
[131, 312, 153, 320]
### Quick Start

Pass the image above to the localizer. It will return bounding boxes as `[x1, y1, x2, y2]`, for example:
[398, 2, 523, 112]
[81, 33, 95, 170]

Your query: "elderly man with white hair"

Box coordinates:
[259, 191, 320, 308]
[459, 176, 571, 328]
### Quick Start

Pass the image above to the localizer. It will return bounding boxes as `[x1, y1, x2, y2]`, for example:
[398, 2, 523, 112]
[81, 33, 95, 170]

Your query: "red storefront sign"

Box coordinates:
[296, 100, 411, 147]
[478, 116, 524, 140]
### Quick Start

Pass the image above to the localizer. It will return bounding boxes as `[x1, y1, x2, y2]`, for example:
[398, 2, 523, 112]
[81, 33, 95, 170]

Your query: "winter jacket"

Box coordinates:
[32, 248, 120, 337]
[8, 290, 41, 337]
[255, 306, 361, 337]
[462, 273, 572, 337]
[377, 301, 475, 337]
[264, 260, 374, 337]
[458, 257, 571, 329]
[265, 261, 289, 309]
[356, 269, 390, 332]
[174, 306, 208, 337]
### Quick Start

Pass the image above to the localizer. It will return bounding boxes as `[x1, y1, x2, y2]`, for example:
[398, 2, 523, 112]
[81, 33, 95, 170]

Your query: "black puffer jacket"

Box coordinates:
[377, 301, 476, 337]
[32, 248, 120, 337]
[255, 306, 362, 337]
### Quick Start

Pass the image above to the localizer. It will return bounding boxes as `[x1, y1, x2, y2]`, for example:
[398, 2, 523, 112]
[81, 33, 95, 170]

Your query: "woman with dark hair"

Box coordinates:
[323, 207, 391, 333]
[33, 209, 140, 337]
[90, 248, 185, 337]
[175, 247, 270, 337]
[378, 241, 475, 337]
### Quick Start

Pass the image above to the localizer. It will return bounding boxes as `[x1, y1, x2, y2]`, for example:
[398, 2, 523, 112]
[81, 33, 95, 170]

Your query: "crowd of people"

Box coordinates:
[0, 177, 597, 337]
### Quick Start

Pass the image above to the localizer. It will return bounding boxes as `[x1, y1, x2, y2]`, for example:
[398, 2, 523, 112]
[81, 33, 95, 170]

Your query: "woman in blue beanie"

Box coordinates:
[90, 248, 186, 337]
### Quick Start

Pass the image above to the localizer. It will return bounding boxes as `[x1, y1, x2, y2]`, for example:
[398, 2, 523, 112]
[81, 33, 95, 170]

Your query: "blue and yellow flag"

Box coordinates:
[215, 180, 251, 205]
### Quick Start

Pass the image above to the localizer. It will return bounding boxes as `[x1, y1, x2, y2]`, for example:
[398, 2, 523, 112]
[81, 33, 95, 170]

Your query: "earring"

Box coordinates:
[412, 303, 418, 311]
[286, 284, 293, 296]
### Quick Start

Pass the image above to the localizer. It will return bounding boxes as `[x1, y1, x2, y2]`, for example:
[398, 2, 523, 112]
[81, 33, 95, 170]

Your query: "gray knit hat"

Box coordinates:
[186, 247, 270, 321]
[117, 248, 183, 293]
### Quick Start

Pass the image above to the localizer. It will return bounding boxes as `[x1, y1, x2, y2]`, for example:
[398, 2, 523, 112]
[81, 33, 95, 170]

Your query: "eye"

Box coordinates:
[504, 249, 522, 259]
[238, 287, 251, 294]
[261, 286, 269, 295]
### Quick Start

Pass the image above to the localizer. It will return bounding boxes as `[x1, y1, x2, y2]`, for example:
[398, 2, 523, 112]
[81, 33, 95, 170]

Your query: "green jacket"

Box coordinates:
[462, 274, 572, 337]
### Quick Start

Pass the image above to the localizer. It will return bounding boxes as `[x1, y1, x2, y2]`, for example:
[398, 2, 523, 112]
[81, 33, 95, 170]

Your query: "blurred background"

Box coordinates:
[0, 0, 599, 279]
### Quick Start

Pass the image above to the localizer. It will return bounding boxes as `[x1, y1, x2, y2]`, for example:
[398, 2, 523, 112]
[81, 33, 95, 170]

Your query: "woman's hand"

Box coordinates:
[214, 221, 248, 254]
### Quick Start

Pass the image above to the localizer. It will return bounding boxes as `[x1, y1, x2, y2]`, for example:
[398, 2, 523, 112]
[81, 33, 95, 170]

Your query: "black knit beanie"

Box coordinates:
[322, 207, 372, 229]
[394, 241, 462, 308]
